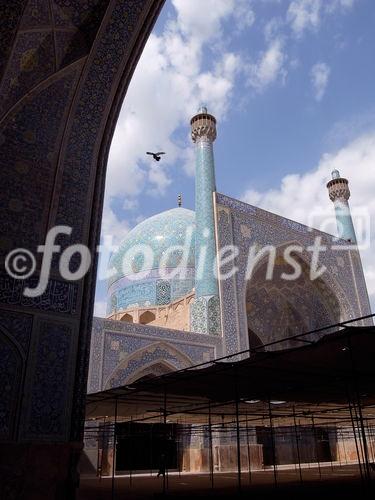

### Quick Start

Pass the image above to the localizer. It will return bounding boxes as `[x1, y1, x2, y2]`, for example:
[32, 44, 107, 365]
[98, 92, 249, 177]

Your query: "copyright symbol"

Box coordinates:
[5, 249, 36, 280]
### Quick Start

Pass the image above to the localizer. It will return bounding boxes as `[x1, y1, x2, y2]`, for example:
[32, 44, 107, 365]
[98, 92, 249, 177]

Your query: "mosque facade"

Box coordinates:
[86, 108, 371, 473]
[88, 107, 371, 394]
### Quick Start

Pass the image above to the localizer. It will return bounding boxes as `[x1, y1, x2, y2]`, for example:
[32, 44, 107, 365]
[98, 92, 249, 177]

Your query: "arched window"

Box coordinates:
[121, 313, 133, 323]
[139, 311, 156, 324]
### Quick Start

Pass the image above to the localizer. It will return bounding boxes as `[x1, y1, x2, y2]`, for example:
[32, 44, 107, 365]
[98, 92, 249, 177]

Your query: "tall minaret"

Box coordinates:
[190, 106, 221, 335]
[327, 169, 357, 243]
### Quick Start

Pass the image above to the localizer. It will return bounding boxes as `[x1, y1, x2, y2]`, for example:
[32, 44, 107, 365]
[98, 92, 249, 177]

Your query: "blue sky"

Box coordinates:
[94, 0, 375, 315]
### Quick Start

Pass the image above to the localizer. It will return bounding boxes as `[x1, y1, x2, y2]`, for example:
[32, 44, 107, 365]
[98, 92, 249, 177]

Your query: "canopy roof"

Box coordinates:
[86, 326, 375, 428]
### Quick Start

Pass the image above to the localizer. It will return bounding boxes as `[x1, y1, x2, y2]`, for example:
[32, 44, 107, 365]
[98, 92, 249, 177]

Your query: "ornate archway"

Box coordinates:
[124, 359, 178, 384]
[245, 247, 341, 351]
[104, 341, 193, 389]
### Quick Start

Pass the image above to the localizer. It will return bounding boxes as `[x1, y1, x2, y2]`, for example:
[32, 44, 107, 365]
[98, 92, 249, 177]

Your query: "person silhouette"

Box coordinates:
[157, 453, 166, 477]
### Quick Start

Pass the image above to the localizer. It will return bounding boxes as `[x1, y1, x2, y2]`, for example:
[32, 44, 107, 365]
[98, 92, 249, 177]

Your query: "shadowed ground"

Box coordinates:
[78, 463, 374, 499]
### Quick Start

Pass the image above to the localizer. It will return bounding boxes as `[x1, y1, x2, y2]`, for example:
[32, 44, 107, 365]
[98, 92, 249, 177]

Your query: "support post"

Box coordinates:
[163, 388, 168, 494]
[208, 402, 214, 489]
[348, 397, 365, 485]
[268, 399, 278, 488]
[246, 413, 252, 485]
[311, 416, 322, 480]
[293, 407, 303, 484]
[111, 397, 118, 500]
[235, 397, 242, 492]
[129, 418, 133, 488]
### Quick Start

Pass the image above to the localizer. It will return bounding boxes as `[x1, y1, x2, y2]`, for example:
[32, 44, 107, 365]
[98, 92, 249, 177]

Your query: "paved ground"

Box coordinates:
[78, 463, 374, 499]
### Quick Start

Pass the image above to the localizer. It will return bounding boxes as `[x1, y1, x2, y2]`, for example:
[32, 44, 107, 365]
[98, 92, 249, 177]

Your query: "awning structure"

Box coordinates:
[86, 326, 375, 427]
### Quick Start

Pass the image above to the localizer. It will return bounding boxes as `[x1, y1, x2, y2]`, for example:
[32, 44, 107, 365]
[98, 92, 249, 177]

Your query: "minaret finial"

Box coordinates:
[190, 107, 217, 143]
[177, 193, 182, 207]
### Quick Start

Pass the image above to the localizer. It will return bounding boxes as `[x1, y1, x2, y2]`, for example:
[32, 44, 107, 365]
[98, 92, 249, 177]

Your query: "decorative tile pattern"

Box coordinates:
[0, 309, 33, 354]
[216, 207, 241, 355]
[19, 0, 51, 29]
[0, 71, 79, 257]
[107, 344, 189, 388]
[194, 140, 219, 298]
[156, 280, 171, 305]
[0, 275, 78, 313]
[190, 297, 206, 333]
[0, 310, 32, 440]
[0, 332, 23, 440]
[107, 208, 195, 314]
[88, 317, 221, 393]
[215, 193, 372, 357]
[54, 0, 150, 244]
[246, 259, 341, 350]
[21, 321, 74, 440]
[190, 295, 221, 335]
[0, 2, 26, 79]
[0, 0, 166, 449]
[0, 30, 56, 114]
[67, 0, 167, 443]
[208, 296, 221, 334]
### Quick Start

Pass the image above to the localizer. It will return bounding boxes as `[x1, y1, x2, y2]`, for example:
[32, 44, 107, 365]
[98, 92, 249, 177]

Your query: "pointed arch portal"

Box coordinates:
[246, 252, 341, 351]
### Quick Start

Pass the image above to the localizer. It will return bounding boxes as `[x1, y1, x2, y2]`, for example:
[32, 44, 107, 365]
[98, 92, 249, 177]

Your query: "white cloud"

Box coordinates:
[97, 1, 256, 312]
[94, 300, 107, 318]
[172, 0, 235, 43]
[100, 203, 130, 246]
[103, 0, 248, 220]
[94, 202, 130, 311]
[326, 109, 375, 149]
[264, 17, 283, 42]
[246, 39, 286, 91]
[97, 1, 252, 311]
[147, 164, 172, 196]
[287, 0, 321, 37]
[123, 198, 138, 211]
[310, 62, 330, 101]
[241, 131, 375, 310]
[325, 0, 355, 14]
[233, 0, 256, 32]
[287, 0, 356, 37]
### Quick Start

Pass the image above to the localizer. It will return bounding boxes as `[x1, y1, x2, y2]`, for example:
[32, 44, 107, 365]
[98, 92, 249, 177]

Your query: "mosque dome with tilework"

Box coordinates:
[107, 207, 195, 316]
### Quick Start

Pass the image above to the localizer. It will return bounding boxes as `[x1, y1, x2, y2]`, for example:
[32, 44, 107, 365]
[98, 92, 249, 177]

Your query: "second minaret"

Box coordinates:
[327, 169, 357, 243]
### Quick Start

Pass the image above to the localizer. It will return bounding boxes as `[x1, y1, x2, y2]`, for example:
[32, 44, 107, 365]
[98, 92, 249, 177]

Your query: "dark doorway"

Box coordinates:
[315, 428, 334, 462]
[256, 426, 334, 465]
[116, 422, 178, 472]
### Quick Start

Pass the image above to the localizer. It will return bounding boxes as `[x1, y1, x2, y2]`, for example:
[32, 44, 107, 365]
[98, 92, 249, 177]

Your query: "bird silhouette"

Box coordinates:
[146, 151, 165, 162]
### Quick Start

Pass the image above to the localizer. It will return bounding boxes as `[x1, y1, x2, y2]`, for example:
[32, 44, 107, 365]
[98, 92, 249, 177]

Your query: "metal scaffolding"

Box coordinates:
[81, 315, 375, 498]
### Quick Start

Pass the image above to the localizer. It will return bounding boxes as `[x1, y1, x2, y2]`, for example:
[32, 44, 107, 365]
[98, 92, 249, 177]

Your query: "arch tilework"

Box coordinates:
[215, 193, 371, 357]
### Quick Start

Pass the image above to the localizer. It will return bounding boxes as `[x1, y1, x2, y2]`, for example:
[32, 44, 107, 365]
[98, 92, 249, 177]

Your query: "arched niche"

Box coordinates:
[139, 311, 156, 324]
[120, 313, 133, 323]
[245, 248, 341, 351]
[125, 360, 177, 385]
[104, 341, 193, 390]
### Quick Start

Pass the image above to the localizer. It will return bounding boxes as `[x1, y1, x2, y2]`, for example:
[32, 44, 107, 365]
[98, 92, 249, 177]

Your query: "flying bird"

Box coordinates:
[146, 151, 165, 162]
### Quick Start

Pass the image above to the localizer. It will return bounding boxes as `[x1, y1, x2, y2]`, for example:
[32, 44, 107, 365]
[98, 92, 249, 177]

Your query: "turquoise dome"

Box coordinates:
[107, 208, 196, 315]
